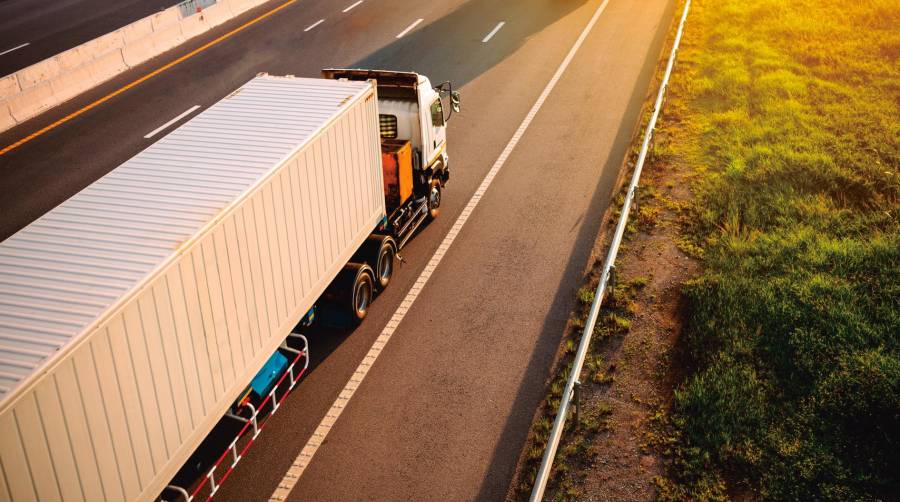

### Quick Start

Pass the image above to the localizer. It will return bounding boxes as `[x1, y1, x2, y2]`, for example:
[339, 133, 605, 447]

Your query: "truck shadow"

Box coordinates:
[345, 0, 590, 88]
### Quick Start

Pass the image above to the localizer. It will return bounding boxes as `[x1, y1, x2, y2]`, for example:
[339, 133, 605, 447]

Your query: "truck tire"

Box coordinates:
[329, 262, 375, 323]
[372, 237, 396, 290]
[427, 179, 442, 220]
[354, 235, 396, 290]
[351, 270, 374, 321]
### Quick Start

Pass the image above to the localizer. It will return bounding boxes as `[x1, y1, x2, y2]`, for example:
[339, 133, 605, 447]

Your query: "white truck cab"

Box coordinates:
[322, 69, 459, 184]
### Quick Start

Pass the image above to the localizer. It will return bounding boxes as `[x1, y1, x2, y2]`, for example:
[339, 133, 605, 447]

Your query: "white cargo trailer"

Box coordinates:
[0, 75, 391, 501]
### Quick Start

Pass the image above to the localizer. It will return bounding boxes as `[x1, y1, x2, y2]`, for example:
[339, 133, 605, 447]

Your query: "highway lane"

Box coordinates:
[0, 0, 177, 76]
[0, 0, 675, 499]
[255, 1, 676, 500]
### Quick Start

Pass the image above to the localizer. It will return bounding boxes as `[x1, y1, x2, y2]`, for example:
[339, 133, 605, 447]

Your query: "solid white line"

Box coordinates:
[395, 18, 424, 38]
[342, 0, 362, 12]
[143, 105, 201, 139]
[267, 0, 612, 500]
[304, 19, 325, 31]
[0, 42, 29, 56]
[482, 21, 505, 43]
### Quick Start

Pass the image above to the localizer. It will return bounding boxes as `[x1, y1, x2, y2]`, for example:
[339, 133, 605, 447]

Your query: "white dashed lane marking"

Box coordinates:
[342, 1, 363, 13]
[395, 18, 424, 38]
[482, 21, 505, 43]
[0, 42, 29, 56]
[304, 19, 324, 31]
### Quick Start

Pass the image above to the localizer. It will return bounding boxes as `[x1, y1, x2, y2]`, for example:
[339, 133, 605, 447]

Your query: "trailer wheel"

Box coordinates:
[353, 235, 396, 290]
[427, 179, 442, 220]
[327, 263, 375, 323]
[374, 240, 395, 289]
[347, 263, 375, 322]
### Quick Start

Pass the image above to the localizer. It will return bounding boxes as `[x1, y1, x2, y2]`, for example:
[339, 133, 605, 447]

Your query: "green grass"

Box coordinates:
[654, 0, 900, 499]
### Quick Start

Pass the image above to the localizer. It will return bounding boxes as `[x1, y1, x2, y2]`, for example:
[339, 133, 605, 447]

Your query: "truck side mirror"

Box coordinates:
[451, 91, 461, 113]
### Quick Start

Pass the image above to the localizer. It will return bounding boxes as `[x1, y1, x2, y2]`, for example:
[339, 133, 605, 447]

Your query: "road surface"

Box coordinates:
[0, 0, 177, 76]
[0, 0, 675, 499]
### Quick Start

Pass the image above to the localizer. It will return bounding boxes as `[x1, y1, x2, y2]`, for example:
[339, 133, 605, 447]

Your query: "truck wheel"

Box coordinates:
[329, 263, 375, 323]
[353, 235, 396, 290]
[348, 263, 374, 322]
[374, 240, 395, 289]
[427, 179, 442, 220]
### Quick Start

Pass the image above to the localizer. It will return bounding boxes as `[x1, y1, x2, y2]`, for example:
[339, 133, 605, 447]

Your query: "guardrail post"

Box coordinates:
[573, 380, 582, 427]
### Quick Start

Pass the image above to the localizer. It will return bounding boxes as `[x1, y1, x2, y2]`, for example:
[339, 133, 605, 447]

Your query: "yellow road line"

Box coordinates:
[0, 0, 297, 156]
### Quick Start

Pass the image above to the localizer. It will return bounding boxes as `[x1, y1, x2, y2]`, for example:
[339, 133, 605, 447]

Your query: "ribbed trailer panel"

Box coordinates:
[0, 75, 385, 501]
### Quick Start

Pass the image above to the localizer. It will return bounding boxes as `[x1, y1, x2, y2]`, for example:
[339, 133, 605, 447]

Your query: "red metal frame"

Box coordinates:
[164, 338, 309, 502]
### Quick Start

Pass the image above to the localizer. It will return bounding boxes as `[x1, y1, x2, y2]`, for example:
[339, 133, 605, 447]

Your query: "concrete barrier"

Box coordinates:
[181, 3, 234, 38]
[121, 33, 163, 67]
[0, 102, 15, 132]
[151, 21, 187, 54]
[180, 14, 207, 39]
[1, 0, 276, 134]
[122, 18, 154, 44]
[241, 0, 271, 10]
[15, 58, 63, 90]
[0, 75, 19, 97]
[8, 82, 55, 123]
[86, 50, 129, 84]
[203, 2, 236, 25]
[49, 65, 95, 103]
[51, 46, 91, 73]
[89, 30, 127, 55]
[223, 0, 251, 11]
[151, 8, 183, 31]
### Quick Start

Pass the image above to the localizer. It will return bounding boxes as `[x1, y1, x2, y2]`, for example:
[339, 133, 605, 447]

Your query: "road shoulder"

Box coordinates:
[506, 6, 698, 498]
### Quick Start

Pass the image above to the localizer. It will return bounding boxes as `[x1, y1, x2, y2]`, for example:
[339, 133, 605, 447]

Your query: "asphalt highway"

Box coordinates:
[0, 0, 177, 76]
[0, 0, 675, 499]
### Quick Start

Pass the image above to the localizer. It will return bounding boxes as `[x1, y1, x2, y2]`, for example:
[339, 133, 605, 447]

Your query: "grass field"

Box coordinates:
[653, 0, 899, 499]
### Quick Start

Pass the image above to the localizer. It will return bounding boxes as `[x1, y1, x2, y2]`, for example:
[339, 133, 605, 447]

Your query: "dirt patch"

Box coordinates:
[576, 151, 698, 501]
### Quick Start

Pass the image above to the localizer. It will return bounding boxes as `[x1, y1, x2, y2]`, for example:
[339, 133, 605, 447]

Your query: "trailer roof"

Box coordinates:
[0, 75, 372, 405]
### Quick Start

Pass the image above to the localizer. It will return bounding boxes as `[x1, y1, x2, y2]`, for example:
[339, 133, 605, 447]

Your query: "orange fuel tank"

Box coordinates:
[381, 139, 413, 209]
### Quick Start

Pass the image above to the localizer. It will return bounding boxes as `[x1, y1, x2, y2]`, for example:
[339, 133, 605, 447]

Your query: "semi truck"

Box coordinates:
[0, 69, 459, 501]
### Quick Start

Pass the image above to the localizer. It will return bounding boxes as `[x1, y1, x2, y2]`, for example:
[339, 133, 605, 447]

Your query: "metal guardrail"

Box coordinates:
[528, 1, 692, 499]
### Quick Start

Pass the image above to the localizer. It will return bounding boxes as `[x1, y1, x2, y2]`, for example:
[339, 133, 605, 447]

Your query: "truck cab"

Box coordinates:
[323, 69, 460, 246]
[322, 69, 458, 184]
